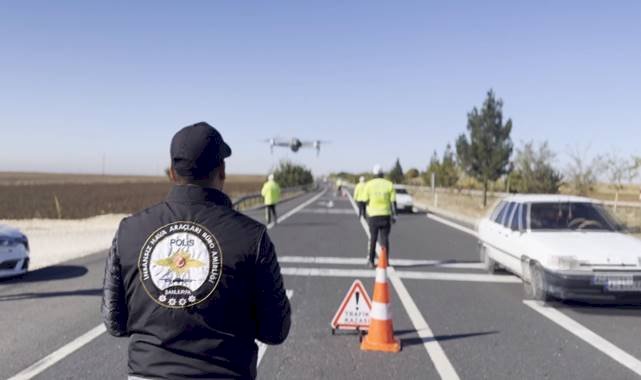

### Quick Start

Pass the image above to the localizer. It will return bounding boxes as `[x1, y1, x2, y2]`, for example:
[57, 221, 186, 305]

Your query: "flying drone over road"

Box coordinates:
[262, 137, 330, 156]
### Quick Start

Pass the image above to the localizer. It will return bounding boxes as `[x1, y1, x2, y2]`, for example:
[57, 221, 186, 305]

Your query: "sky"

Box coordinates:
[0, 1, 639, 176]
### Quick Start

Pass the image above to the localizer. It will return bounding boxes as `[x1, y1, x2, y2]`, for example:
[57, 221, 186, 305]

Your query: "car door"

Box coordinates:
[483, 201, 507, 259]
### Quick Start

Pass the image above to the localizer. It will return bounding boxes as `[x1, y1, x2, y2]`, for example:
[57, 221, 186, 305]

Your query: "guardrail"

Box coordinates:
[231, 185, 310, 211]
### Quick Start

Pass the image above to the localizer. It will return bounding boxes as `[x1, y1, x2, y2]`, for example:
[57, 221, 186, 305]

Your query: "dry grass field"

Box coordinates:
[0, 172, 265, 219]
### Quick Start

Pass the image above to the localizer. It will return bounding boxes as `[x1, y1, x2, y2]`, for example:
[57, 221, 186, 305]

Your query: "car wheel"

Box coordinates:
[524, 264, 551, 302]
[480, 244, 497, 274]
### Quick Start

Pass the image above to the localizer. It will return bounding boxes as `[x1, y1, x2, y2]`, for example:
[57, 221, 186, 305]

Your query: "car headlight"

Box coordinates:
[548, 256, 580, 270]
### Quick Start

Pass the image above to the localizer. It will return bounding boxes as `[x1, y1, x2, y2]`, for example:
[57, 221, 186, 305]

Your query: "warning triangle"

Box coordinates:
[331, 280, 372, 330]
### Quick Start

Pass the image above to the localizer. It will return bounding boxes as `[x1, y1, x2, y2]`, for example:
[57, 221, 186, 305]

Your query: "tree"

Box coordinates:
[388, 158, 404, 184]
[456, 90, 513, 206]
[510, 141, 563, 194]
[273, 160, 314, 187]
[405, 168, 420, 180]
[565, 146, 601, 196]
[603, 153, 641, 205]
[423, 151, 440, 186]
[439, 144, 459, 188]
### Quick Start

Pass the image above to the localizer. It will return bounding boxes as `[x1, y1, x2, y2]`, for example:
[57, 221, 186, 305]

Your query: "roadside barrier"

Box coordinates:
[361, 247, 401, 353]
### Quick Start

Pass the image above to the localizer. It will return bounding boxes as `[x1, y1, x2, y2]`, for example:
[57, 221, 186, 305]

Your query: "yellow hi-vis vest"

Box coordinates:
[261, 180, 281, 206]
[354, 182, 368, 202]
[364, 178, 396, 217]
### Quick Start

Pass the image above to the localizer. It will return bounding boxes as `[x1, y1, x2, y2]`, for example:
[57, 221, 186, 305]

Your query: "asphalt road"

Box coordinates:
[2, 187, 641, 379]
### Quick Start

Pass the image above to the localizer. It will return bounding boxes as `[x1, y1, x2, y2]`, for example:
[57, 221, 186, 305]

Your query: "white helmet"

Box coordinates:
[268, 174, 274, 181]
[359, 176, 365, 183]
[372, 164, 383, 175]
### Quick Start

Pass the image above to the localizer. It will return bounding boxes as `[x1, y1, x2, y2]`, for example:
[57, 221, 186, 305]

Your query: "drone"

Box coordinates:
[263, 138, 329, 156]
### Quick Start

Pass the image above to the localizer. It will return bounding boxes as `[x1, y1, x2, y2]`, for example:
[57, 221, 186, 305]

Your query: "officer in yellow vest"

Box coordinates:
[363, 165, 396, 268]
[353, 176, 368, 219]
[261, 174, 281, 225]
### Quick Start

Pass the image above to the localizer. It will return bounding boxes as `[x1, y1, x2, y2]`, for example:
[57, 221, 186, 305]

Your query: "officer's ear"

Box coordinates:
[217, 161, 226, 182]
[169, 166, 178, 183]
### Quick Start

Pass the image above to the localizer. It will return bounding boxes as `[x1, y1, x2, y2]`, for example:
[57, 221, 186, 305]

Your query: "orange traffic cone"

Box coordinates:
[360, 247, 401, 353]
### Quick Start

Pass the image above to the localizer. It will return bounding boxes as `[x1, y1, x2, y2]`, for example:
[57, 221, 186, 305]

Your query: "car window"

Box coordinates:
[510, 204, 522, 231]
[492, 201, 507, 223]
[501, 202, 515, 227]
[530, 202, 618, 231]
[520, 203, 528, 230]
[395, 188, 408, 194]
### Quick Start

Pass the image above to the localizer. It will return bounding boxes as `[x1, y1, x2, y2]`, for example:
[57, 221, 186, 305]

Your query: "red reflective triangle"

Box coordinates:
[331, 279, 373, 330]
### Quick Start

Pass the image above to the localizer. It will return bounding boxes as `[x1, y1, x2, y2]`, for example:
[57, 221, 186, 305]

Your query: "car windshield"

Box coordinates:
[395, 188, 408, 194]
[529, 202, 618, 231]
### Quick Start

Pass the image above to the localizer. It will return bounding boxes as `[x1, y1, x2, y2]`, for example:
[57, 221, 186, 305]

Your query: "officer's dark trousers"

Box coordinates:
[368, 215, 391, 263]
[265, 204, 277, 224]
[357, 202, 367, 218]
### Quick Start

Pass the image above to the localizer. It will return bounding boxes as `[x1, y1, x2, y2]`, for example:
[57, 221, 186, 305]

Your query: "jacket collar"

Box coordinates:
[167, 185, 232, 207]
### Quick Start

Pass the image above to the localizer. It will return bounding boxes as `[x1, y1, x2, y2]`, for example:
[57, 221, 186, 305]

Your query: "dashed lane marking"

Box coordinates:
[279, 255, 485, 270]
[345, 191, 461, 380]
[267, 189, 327, 229]
[257, 289, 294, 366]
[524, 300, 641, 377]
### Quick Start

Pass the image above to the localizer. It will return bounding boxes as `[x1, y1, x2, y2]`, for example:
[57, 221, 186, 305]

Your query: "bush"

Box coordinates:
[273, 161, 314, 188]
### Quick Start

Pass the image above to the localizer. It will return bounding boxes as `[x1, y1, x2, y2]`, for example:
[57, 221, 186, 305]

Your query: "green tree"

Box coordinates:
[273, 160, 314, 187]
[456, 90, 513, 206]
[439, 144, 459, 188]
[405, 168, 420, 181]
[388, 158, 404, 184]
[423, 151, 440, 186]
[510, 141, 562, 194]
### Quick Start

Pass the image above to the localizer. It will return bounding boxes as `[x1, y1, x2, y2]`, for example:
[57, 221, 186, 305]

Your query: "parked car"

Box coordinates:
[0, 225, 29, 278]
[394, 185, 415, 213]
[478, 194, 641, 302]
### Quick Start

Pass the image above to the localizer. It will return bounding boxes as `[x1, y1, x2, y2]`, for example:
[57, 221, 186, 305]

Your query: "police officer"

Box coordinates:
[102, 122, 291, 380]
[364, 164, 397, 268]
[353, 176, 368, 219]
[261, 174, 281, 225]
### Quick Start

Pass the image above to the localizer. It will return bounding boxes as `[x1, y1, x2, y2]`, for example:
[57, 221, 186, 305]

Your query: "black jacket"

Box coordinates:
[101, 185, 291, 379]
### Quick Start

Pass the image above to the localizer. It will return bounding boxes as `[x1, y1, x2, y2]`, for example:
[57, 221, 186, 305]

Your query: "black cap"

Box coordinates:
[170, 122, 232, 179]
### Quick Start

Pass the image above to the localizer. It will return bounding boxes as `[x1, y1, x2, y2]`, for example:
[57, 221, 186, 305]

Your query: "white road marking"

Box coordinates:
[267, 189, 327, 229]
[8, 324, 107, 380]
[524, 300, 641, 377]
[299, 208, 355, 215]
[388, 267, 460, 380]
[257, 289, 294, 366]
[345, 191, 461, 380]
[279, 255, 484, 269]
[426, 213, 478, 237]
[280, 266, 519, 283]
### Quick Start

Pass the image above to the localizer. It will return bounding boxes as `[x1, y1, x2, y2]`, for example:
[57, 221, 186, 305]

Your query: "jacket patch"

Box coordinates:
[138, 221, 223, 308]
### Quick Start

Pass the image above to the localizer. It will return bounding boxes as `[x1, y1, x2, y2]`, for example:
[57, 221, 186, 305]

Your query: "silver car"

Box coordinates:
[0, 225, 29, 278]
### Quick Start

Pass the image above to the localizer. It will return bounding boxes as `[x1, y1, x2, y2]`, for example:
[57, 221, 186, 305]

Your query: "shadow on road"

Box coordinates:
[551, 299, 641, 315]
[0, 265, 89, 284]
[399, 330, 499, 348]
[0, 287, 102, 302]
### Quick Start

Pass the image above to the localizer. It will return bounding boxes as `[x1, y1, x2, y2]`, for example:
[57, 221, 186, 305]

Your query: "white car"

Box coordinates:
[394, 186, 414, 213]
[478, 194, 641, 302]
[0, 225, 29, 278]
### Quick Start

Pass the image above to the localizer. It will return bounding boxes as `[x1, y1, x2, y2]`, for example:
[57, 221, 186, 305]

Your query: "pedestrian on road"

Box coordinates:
[261, 174, 281, 225]
[364, 164, 397, 268]
[102, 122, 291, 380]
[336, 178, 343, 197]
[354, 176, 368, 219]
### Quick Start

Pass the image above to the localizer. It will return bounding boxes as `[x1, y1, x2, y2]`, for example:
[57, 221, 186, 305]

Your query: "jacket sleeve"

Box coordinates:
[101, 230, 129, 337]
[254, 229, 291, 345]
